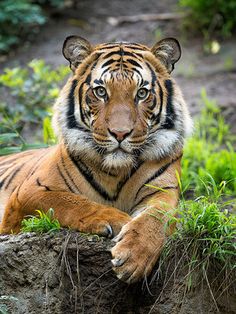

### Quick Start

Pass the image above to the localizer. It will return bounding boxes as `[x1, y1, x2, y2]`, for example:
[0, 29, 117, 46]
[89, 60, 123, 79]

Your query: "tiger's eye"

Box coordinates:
[136, 88, 149, 100]
[94, 86, 107, 98]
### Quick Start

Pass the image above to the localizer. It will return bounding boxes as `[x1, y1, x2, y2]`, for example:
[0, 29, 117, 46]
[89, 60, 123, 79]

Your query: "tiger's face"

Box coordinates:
[53, 37, 192, 169]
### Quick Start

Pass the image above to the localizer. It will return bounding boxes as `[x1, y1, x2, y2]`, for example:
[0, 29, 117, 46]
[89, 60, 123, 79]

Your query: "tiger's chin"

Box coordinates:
[101, 149, 136, 170]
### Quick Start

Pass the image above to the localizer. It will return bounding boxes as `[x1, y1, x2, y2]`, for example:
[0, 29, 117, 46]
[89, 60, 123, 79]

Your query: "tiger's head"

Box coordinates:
[53, 36, 193, 169]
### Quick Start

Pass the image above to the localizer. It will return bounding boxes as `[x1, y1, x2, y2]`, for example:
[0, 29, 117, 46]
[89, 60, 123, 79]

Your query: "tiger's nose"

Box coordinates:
[108, 128, 133, 142]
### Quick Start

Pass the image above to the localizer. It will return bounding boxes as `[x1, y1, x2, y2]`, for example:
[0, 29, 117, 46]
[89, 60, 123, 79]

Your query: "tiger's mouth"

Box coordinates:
[95, 141, 136, 155]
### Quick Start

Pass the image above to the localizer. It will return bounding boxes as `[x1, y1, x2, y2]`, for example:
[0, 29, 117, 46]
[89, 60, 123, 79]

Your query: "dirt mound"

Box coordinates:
[0, 231, 235, 314]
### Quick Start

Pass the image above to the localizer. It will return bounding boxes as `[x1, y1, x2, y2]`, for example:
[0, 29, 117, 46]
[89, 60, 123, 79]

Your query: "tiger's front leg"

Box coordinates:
[0, 188, 131, 235]
[111, 189, 178, 284]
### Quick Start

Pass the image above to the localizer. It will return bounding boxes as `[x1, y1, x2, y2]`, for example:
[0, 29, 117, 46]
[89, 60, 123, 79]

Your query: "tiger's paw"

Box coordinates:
[80, 208, 132, 238]
[110, 220, 164, 284]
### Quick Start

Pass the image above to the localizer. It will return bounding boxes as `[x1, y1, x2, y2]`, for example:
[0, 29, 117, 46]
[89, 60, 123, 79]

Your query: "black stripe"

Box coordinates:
[126, 45, 146, 51]
[69, 155, 111, 199]
[94, 79, 104, 85]
[69, 153, 143, 201]
[151, 81, 163, 124]
[4, 164, 25, 189]
[131, 67, 142, 77]
[101, 67, 111, 76]
[67, 78, 91, 130]
[85, 95, 92, 105]
[84, 73, 91, 85]
[132, 186, 178, 211]
[78, 82, 89, 127]
[78, 73, 92, 128]
[103, 50, 141, 59]
[132, 190, 157, 210]
[162, 79, 175, 129]
[145, 62, 157, 91]
[0, 152, 33, 167]
[98, 44, 120, 50]
[135, 156, 181, 199]
[102, 59, 116, 68]
[36, 178, 51, 191]
[149, 95, 157, 111]
[126, 59, 143, 69]
[61, 151, 81, 194]
[0, 176, 7, 189]
[26, 153, 46, 179]
[56, 164, 75, 193]
[67, 79, 79, 129]
[99, 168, 118, 177]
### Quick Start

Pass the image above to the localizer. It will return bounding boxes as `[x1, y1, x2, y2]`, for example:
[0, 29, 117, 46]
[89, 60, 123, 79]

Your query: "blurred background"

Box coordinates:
[0, 0, 236, 197]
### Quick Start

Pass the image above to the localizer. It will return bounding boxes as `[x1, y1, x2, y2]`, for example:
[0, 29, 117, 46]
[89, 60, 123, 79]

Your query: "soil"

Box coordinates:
[0, 231, 235, 314]
[1, 0, 236, 132]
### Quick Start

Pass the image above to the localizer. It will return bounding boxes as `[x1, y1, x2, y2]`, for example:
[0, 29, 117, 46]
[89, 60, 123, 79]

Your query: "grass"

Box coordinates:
[21, 208, 61, 233]
[152, 90, 236, 306]
[157, 195, 236, 306]
[181, 88, 236, 196]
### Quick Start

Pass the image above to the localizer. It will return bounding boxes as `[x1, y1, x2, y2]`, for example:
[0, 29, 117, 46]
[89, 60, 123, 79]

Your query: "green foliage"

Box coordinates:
[0, 59, 69, 128]
[160, 196, 236, 297]
[21, 208, 61, 233]
[43, 116, 56, 145]
[0, 129, 48, 156]
[0, 0, 46, 53]
[177, 198, 236, 261]
[181, 89, 236, 196]
[0, 0, 66, 54]
[0, 60, 69, 154]
[179, 0, 236, 39]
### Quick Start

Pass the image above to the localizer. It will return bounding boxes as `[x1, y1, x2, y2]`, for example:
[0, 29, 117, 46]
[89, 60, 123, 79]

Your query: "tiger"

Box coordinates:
[0, 36, 193, 284]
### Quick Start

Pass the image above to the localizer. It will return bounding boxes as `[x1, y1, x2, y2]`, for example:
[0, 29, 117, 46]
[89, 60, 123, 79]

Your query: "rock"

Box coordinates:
[0, 230, 235, 314]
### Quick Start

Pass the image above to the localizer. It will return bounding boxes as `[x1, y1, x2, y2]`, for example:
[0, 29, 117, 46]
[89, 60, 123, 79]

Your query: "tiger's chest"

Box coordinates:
[62, 158, 165, 215]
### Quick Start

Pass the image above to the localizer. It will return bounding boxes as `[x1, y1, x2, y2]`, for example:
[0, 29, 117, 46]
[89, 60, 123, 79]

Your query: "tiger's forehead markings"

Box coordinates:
[89, 44, 154, 88]
[95, 42, 147, 51]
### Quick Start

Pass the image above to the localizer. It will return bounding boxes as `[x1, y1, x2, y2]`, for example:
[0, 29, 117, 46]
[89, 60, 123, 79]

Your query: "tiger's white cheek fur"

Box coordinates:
[141, 90, 193, 161]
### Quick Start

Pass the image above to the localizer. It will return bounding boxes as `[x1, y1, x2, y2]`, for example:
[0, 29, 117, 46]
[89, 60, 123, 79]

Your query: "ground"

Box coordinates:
[1, 231, 235, 314]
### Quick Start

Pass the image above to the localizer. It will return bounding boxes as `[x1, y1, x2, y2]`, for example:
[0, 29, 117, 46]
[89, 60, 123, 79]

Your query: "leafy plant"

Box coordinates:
[0, 0, 46, 54]
[179, 0, 236, 39]
[0, 60, 69, 154]
[0, 0, 66, 54]
[0, 59, 69, 128]
[0, 115, 51, 155]
[21, 208, 61, 233]
[181, 89, 236, 196]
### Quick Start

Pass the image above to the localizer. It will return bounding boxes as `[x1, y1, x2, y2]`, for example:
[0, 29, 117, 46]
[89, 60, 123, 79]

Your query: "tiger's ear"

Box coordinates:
[62, 36, 92, 72]
[151, 38, 181, 73]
